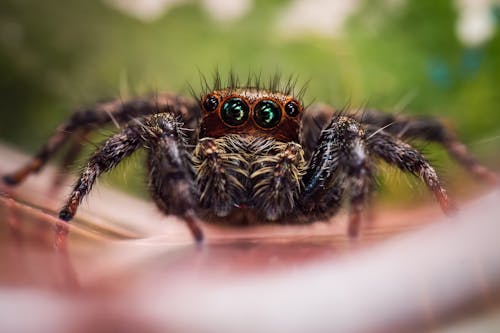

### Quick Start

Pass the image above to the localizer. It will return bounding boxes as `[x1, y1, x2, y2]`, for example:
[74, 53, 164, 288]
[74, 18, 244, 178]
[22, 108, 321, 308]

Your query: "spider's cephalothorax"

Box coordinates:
[3, 76, 498, 242]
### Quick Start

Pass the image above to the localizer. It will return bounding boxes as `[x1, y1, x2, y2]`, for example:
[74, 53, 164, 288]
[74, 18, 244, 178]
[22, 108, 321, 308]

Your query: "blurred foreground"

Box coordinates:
[1, 143, 500, 333]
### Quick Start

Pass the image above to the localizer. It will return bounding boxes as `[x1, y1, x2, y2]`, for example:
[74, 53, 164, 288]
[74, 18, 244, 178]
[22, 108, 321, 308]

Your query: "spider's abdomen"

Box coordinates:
[191, 134, 307, 222]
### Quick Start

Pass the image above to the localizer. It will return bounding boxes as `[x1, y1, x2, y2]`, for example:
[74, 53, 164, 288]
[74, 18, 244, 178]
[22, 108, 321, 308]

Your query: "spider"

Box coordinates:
[3, 74, 498, 242]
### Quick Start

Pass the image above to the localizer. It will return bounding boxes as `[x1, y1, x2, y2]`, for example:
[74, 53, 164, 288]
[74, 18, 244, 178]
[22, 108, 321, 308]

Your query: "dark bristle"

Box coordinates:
[195, 69, 210, 98]
[303, 97, 316, 111]
[357, 101, 371, 123]
[213, 68, 222, 91]
[328, 105, 350, 126]
[269, 72, 281, 93]
[254, 71, 263, 91]
[201, 72, 211, 94]
[283, 73, 297, 95]
[187, 82, 199, 101]
[295, 78, 309, 101]
[228, 69, 239, 90]
[193, 69, 308, 103]
[151, 89, 162, 113]
[245, 69, 253, 88]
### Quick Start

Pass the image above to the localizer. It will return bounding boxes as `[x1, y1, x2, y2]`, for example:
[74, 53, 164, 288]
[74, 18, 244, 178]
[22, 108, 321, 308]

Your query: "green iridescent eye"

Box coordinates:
[254, 100, 281, 128]
[221, 98, 249, 126]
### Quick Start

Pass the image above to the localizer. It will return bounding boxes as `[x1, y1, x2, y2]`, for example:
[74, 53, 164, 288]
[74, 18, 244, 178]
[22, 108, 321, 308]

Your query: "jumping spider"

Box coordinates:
[3, 74, 498, 242]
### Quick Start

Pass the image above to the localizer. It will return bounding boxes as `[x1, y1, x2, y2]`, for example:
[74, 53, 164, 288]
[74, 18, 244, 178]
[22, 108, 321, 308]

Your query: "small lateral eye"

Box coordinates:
[284, 100, 300, 117]
[254, 100, 281, 129]
[203, 95, 219, 112]
[221, 97, 249, 126]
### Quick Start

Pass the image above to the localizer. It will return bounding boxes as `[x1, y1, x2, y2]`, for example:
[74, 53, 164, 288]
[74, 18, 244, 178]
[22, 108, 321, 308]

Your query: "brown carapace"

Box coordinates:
[3, 74, 498, 243]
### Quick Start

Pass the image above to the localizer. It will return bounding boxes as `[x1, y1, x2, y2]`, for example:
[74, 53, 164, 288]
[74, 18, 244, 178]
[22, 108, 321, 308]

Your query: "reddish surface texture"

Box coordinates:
[1, 144, 500, 333]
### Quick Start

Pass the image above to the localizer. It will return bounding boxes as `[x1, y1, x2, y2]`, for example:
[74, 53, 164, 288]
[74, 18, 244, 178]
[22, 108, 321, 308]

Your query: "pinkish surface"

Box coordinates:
[1, 143, 500, 333]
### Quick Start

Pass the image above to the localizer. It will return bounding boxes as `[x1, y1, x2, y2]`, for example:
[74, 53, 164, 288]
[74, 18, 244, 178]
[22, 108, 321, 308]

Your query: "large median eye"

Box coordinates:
[221, 97, 249, 126]
[254, 100, 281, 129]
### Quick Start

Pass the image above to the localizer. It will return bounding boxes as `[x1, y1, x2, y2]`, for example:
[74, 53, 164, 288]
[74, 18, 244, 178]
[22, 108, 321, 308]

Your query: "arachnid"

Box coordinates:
[3, 74, 498, 242]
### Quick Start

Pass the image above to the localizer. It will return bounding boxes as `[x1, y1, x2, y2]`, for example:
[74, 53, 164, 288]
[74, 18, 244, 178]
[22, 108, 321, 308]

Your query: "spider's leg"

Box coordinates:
[59, 112, 203, 243]
[357, 109, 498, 184]
[302, 116, 373, 237]
[144, 113, 203, 243]
[58, 124, 143, 221]
[3, 94, 199, 186]
[366, 129, 454, 214]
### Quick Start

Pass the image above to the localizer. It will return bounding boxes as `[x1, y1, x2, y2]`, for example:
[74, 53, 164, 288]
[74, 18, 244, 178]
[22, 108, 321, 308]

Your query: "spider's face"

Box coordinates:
[198, 88, 303, 142]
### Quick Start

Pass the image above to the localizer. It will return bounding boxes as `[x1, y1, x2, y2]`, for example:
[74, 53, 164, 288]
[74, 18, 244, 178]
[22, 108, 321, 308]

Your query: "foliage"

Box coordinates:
[1, 0, 498, 201]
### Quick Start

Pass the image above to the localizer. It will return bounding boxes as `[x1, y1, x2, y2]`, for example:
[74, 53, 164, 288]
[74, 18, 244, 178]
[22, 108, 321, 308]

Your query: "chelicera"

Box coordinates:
[3, 74, 498, 242]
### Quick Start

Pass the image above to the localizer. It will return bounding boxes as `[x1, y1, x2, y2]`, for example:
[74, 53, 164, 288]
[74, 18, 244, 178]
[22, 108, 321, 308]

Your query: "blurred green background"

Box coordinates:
[1, 0, 499, 205]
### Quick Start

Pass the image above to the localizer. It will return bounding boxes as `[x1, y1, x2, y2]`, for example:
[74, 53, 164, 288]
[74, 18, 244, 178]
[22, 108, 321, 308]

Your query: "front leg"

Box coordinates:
[59, 112, 204, 243]
[144, 113, 204, 243]
[59, 125, 143, 221]
[302, 116, 373, 237]
[52, 122, 142, 249]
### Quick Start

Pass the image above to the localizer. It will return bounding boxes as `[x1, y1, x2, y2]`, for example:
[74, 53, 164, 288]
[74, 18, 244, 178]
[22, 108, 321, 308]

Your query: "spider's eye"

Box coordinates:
[284, 100, 300, 117]
[203, 95, 219, 112]
[221, 97, 249, 126]
[254, 100, 281, 128]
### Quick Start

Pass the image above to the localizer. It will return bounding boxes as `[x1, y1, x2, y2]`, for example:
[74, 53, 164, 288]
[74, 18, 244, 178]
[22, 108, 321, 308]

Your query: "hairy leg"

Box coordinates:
[357, 109, 498, 184]
[3, 93, 199, 186]
[59, 125, 143, 221]
[303, 103, 497, 184]
[57, 112, 203, 243]
[144, 113, 203, 243]
[366, 129, 454, 214]
[302, 116, 373, 237]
